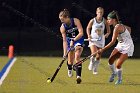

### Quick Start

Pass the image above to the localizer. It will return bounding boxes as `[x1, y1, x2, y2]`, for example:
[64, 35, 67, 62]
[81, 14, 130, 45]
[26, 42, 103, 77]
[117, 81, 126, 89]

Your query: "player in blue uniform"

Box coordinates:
[59, 9, 84, 84]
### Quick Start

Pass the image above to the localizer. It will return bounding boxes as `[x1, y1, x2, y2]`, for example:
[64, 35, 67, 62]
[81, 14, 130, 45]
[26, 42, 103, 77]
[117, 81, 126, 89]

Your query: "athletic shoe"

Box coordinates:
[109, 73, 117, 82]
[115, 79, 122, 85]
[88, 62, 93, 71]
[68, 70, 73, 77]
[76, 76, 82, 84]
[93, 67, 98, 75]
[93, 71, 98, 75]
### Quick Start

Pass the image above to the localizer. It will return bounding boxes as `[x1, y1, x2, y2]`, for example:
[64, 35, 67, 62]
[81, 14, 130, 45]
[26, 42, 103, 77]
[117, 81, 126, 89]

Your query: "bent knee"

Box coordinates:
[96, 56, 100, 60]
[116, 65, 121, 69]
[108, 57, 115, 65]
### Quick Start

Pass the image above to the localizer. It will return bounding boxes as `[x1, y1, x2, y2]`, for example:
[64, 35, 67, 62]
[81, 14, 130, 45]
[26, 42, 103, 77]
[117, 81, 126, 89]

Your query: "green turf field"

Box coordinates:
[0, 56, 140, 93]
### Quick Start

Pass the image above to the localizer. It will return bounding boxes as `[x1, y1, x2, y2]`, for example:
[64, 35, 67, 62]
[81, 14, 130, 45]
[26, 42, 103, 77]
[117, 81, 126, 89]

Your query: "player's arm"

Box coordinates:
[86, 19, 93, 39]
[60, 24, 67, 57]
[102, 25, 120, 52]
[104, 19, 111, 38]
[73, 18, 84, 41]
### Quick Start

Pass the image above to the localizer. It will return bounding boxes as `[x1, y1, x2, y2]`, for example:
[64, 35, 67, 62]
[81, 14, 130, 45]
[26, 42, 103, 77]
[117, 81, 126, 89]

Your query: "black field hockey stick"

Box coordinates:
[47, 47, 73, 83]
[73, 52, 97, 71]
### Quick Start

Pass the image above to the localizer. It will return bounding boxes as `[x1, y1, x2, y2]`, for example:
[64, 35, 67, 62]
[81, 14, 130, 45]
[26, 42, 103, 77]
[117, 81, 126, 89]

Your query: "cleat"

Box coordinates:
[68, 70, 73, 77]
[93, 71, 98, 75]
[93, 67, 98, 75]
[115, 79, 122, 85]
[109, 73, 117, 82]
[76, 76, 82, 84]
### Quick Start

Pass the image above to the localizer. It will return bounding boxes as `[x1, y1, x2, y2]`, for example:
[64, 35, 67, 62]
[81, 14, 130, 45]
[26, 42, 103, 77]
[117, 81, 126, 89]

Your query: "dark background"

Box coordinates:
[0, 0, 139, 57]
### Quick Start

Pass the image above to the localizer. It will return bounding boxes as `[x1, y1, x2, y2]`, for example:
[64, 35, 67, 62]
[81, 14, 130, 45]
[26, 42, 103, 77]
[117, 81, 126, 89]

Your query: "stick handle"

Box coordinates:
[84, 39, 98, 42]
[73, 51, 98, 67]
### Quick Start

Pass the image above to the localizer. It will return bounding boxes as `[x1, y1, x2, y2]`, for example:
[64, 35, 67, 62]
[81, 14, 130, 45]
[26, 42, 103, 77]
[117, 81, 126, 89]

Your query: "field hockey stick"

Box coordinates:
[47, 47, 72, 83]
[73, 51, 98, 71]
[84, 37, 102, 42]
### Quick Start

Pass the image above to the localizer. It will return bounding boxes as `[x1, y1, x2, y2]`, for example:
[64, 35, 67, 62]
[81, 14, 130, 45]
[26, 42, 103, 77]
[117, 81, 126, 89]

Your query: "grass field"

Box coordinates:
[0, 56, 140, 93]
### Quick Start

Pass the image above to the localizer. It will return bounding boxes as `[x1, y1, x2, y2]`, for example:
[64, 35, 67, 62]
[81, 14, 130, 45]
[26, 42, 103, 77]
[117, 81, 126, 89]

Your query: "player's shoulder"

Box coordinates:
[91, 18, 94, 21]
[60, 24, 65, 30]
[73, 18, 81, 25]
[114, 24, 125, 33]
[73, 18, 80, 21]
[115, 24, 123, 29]
[88, 18, 94, 23]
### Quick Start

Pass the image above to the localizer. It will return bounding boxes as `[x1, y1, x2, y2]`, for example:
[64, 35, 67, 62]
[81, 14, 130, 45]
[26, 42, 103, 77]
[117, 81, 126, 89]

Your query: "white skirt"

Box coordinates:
[88, 34, 105, 48]
[115, 42, 134, 57]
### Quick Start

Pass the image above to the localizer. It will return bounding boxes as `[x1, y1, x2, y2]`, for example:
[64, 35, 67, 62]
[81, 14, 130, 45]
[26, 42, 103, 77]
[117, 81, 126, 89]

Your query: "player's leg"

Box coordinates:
[115, 53, 128, 84]
[67, 50, 75, 77]
[75, 45, 83, 84]
[93, 47, 102, 74]
[88, 45, 97, 71]
[108, 49, 121, 82]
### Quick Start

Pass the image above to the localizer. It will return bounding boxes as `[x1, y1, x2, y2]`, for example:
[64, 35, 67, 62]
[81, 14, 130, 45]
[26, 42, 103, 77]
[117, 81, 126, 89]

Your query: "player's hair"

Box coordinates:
[96, 7, 104, 12]
[107, 10, 121, 24]
[59, 9, 70, 18]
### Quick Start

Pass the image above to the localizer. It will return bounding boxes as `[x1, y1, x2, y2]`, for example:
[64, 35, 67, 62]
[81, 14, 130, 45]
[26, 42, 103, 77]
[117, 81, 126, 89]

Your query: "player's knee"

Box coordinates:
[108, 58, 114, 65]
[96, 56, 100, 60]
[116, 65, 121, 69]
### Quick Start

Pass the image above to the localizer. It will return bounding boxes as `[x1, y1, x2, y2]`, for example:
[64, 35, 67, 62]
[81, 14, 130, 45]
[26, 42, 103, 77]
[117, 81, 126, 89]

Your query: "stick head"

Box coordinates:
[47, 78, 51, 83]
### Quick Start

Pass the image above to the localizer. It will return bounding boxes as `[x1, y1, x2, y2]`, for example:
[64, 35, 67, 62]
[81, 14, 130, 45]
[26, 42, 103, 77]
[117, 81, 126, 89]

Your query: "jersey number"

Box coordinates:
[72, 32, 76, 37]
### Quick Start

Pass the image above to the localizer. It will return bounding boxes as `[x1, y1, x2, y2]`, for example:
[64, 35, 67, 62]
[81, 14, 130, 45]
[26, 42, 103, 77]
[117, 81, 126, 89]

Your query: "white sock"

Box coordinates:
[93, 59, 100, 71]
[116, 68, 122, 80]
[77, 76, 81, 78]
[90, 56, 94, 64]
[108, 63, 116, 74]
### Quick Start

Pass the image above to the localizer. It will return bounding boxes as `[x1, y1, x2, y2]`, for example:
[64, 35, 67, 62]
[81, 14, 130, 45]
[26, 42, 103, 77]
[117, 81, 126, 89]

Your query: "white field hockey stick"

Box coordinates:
[84, 37, 102, 42]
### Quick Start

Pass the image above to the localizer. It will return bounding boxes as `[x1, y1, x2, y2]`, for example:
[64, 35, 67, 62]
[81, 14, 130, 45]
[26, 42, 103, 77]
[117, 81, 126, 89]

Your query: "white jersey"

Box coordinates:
[89, 17, 105, 48]
[115, 25, 134, 56]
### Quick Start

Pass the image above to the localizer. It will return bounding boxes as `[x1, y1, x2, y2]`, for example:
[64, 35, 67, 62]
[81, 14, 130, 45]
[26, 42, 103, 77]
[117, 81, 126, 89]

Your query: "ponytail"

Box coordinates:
[107, 10, 121, 24]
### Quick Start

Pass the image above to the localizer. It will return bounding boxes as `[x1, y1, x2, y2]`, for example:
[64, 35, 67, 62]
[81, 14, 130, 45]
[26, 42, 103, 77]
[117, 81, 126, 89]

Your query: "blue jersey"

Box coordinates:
[63, 18, 79, 38]
[63, 18, 84, 49]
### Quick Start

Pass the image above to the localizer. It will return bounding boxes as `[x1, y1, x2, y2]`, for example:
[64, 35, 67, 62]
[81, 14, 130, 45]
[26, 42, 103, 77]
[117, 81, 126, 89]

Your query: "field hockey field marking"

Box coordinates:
[0, 57, 17, 86]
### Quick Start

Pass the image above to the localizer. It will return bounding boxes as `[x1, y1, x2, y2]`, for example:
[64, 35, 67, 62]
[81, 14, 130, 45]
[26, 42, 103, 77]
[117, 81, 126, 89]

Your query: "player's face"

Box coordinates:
[96, 9, 104, 17]
[59, 16, 69, 23]
[107, 17, 114, 25]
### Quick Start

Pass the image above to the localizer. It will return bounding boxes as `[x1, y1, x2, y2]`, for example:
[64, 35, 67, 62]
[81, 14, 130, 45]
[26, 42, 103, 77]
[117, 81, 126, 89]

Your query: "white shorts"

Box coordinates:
[115, 42, 134, 57]
[88, 34, 105, 48]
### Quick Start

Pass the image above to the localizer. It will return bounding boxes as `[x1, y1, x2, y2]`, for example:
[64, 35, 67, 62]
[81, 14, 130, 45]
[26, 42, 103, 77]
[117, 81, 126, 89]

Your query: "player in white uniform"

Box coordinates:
[86, 7, 110, 74]
[98, 10, 134, 84]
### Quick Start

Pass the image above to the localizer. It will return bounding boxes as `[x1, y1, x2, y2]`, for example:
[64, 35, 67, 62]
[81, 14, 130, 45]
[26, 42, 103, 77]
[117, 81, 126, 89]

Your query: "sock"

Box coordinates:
[90, 56, 94, 64]
[116, 68, 122, 80]
[93, 59, 100, 72]
[67, 62, 72, 70]
[108, 63, 116, 74]
[76, 64, 82, 77]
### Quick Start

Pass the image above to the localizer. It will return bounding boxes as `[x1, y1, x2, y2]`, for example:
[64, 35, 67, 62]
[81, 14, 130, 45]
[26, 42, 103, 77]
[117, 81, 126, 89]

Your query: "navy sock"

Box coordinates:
[76, 64, 82, 77]
[67, 62, 72, 70]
